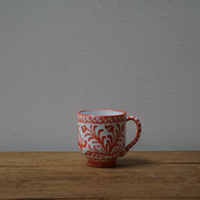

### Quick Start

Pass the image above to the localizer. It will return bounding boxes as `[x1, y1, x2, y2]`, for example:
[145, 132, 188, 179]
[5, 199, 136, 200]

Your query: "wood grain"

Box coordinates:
[0, 151, 199, 199]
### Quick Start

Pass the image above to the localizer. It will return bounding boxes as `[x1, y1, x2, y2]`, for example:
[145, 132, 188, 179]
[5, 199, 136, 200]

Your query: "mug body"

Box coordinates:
[77, 109, 126, 167]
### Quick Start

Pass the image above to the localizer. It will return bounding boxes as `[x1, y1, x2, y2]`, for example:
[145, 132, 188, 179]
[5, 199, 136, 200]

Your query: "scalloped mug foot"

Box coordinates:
[87, 159, 116, 167]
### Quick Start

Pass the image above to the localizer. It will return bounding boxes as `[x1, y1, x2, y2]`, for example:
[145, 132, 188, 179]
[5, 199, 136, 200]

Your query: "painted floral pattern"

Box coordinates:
[78, 124, 125, 161]
[77, 125, 87, 151]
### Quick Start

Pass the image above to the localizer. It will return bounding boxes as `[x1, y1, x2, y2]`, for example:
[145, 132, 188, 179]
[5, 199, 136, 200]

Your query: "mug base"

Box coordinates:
[87, 159, 116, 167]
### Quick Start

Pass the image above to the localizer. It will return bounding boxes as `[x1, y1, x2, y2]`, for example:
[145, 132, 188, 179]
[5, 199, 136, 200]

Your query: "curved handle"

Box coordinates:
[120, 116, 141, 157]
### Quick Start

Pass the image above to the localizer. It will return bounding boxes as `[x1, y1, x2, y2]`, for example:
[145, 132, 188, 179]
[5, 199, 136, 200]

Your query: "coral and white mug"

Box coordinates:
[77, 109, 141, 167]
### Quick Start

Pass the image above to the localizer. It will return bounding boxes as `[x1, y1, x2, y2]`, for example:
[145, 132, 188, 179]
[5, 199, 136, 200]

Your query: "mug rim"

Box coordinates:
[77, 109, 126, 117]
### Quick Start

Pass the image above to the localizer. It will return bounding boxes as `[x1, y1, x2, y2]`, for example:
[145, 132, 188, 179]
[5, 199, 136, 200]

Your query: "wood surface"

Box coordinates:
[0, 151, 199, 199]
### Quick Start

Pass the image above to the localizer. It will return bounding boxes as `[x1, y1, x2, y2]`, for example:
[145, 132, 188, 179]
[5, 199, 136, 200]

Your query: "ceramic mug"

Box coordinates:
[77, 109, 141, 167]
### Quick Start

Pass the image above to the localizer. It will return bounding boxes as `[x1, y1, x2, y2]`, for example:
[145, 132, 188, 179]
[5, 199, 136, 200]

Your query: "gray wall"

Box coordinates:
[0, 0, 199, 151]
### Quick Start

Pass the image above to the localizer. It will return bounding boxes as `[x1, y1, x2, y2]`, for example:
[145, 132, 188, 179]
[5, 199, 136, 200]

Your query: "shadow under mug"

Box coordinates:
[77, 109, 141, 167]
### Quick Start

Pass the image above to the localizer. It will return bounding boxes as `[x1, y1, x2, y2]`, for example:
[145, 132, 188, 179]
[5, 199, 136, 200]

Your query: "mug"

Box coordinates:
[77, 109, 141, 167]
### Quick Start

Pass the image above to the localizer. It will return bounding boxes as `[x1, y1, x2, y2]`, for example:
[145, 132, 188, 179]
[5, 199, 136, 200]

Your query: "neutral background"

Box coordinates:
[0, 0, 199, 151]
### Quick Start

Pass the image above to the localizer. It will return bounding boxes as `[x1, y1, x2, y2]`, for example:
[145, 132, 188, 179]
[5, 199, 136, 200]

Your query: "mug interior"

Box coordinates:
[79, 109, 126, 116]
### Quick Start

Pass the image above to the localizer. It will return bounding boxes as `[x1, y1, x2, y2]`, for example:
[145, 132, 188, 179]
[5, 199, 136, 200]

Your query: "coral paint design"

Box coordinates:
[77, 125, 87, 151]
[78, 124, 125, 161]
[122, 116, 142, 156]
[77, 115, 125, 124]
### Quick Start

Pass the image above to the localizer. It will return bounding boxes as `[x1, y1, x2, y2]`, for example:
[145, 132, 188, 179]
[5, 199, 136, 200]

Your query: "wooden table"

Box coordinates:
[0, 151, 199, 199]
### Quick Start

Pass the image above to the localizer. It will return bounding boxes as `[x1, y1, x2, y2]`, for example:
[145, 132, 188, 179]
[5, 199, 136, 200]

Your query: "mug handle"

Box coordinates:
[120, 116, 142, 157]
